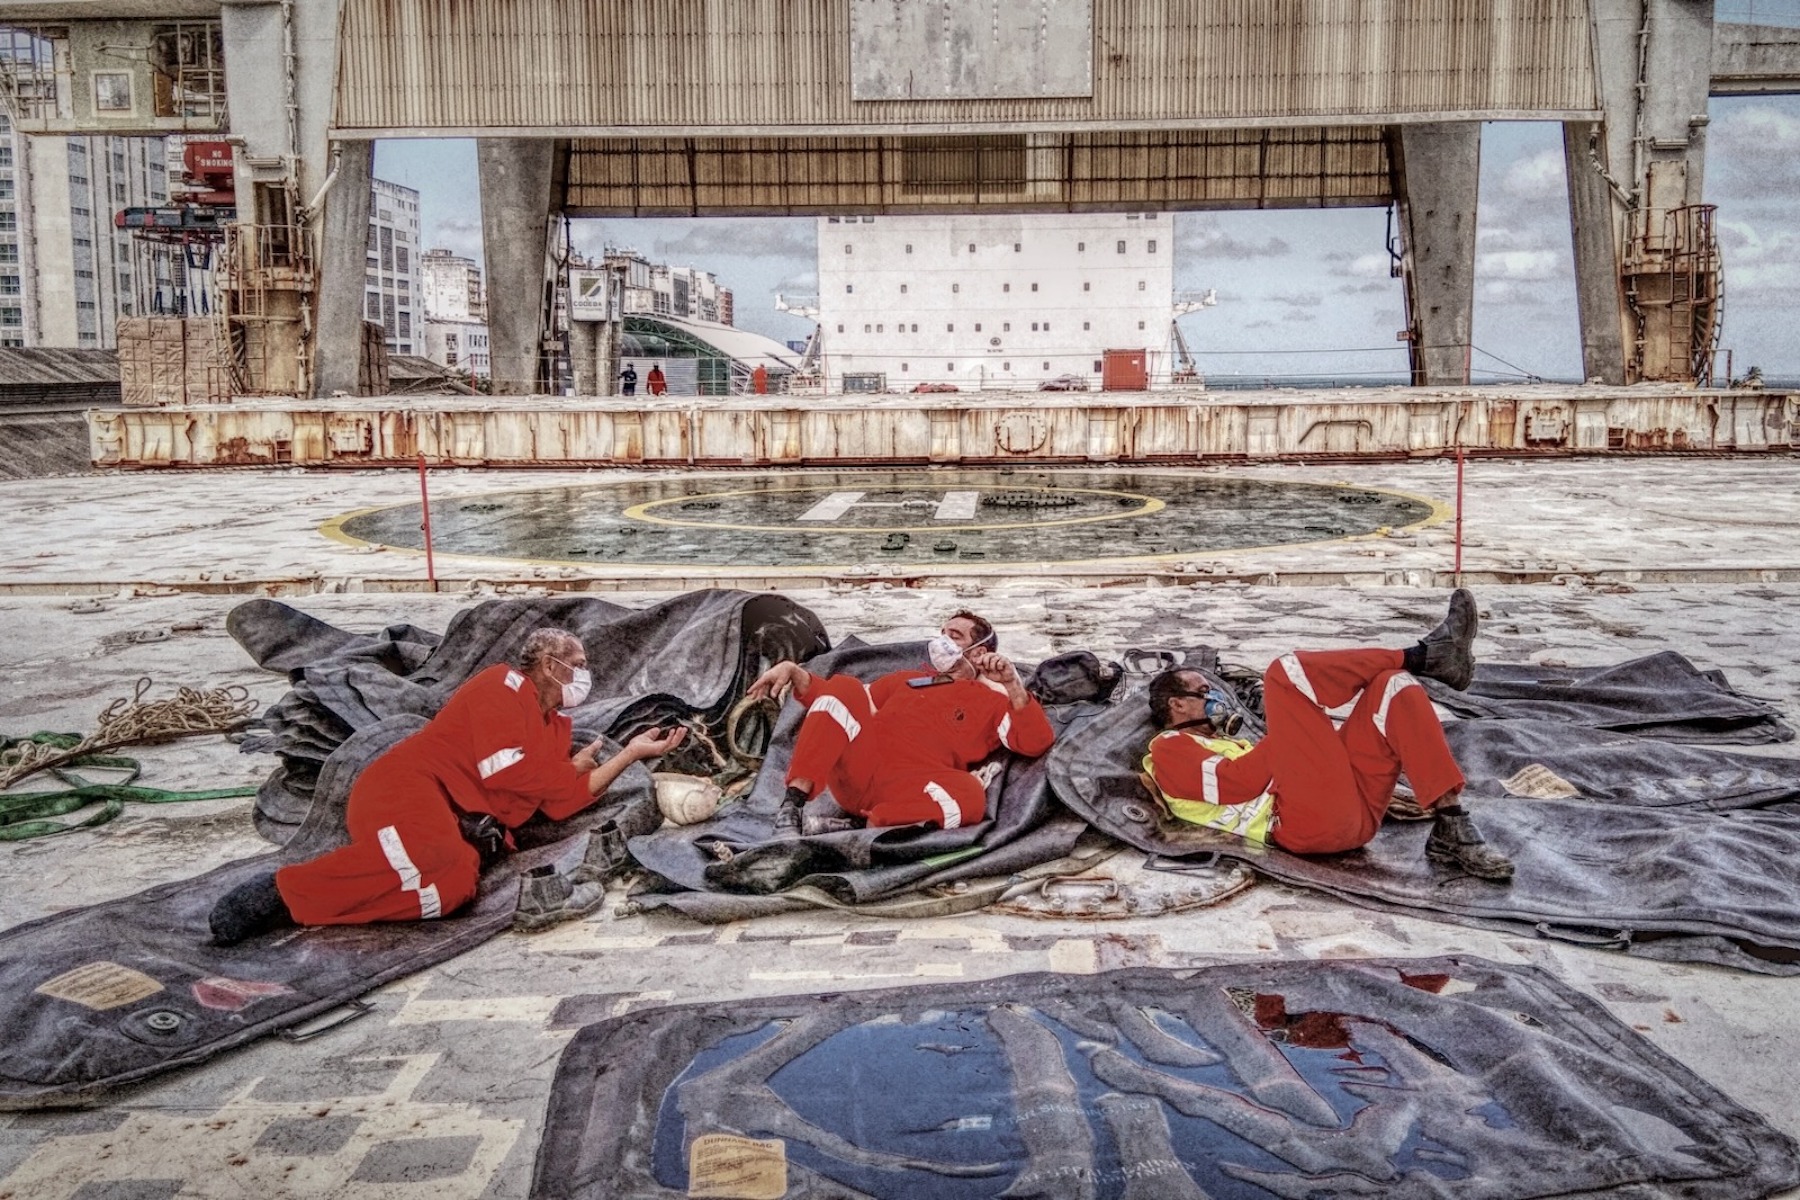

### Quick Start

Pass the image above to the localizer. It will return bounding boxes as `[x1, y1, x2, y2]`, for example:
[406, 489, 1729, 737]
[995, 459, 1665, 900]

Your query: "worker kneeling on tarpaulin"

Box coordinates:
[747, 611, 1054, 837]
[1141, 589, 1514, 882]
[209, 629, 685, 945]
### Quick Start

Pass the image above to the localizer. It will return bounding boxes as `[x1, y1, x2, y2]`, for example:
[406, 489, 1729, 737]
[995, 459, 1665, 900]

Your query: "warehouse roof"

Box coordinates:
[0, 348, 120, 389]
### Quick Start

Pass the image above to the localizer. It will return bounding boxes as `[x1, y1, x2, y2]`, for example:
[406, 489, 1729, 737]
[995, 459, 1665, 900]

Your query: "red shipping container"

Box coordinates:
[1101, 349, 1148, 391]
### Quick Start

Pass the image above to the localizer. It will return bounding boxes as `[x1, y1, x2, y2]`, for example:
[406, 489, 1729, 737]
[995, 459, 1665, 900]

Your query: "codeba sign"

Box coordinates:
[570, 271, 611, 321]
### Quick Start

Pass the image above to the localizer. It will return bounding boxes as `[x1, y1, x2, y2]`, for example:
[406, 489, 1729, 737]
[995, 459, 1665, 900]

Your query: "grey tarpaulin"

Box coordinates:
[0, 591, 829, 1110]
[230, 591, 831, 842]
[623, 638, 1090, 923]
[529, 956, 1800, 1199]
[1051, 653, 1800, 974]
[0, 721, 653, 1111]
[1421, 651, 1795, 744]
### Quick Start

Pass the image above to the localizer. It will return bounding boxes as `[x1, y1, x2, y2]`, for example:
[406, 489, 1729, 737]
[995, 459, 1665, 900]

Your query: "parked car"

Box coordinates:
[911, 382, 961, 393]
[1038, 374, 1090, 392]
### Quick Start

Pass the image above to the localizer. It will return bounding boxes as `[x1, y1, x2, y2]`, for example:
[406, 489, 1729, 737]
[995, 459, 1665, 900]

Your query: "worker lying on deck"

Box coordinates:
[208, 628, 685, 944]
[746, 610, 1054, 837]
[1141, 589, 1514, 882]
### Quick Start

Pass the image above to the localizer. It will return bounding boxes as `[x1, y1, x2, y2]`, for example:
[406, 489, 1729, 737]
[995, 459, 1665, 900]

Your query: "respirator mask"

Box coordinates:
[926, 630, 996, 675]
[552, 656, 593, 709]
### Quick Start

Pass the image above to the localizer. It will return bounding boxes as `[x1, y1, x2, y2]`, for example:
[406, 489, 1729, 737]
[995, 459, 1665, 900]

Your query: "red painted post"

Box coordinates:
[1447, 447, 1461, 590]
[417, 453, 439, 593]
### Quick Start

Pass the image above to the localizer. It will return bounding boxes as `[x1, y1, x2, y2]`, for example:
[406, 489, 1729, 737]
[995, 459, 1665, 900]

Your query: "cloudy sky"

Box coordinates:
[375, 91, 1799, 384]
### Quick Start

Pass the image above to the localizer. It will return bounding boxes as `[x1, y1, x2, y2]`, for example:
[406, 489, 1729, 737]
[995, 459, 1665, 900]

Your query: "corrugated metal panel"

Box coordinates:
[565, 128, 1393, 216]
[334, 0, 1599, 134]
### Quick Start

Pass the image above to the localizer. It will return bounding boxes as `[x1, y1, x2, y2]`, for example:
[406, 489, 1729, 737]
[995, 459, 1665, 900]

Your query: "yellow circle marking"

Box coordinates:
[316, 471, 1451, 572]
[621, 482, 1165, 533]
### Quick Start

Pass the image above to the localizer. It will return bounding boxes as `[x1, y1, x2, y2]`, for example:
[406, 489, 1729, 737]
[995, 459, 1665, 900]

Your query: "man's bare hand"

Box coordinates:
[746, 661, 811, 703]
[572, 735, 608, 773]
[965, 646, 1020, 686]
[625, 725, 687, 761]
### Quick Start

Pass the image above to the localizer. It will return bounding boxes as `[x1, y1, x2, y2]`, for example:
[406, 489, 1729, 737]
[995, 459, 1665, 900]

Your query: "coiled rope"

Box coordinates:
[0, 678, 260, 840]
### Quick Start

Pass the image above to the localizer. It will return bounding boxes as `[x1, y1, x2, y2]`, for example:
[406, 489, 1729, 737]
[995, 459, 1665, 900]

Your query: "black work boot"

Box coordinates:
[567, 820, 632, 885]
[772, 785, 807, 839]
[209, 871, 296, 945]
[514, 866, 605, 932]
[1405, 588, 1479, 691]
[1425, 804, 1514, 882]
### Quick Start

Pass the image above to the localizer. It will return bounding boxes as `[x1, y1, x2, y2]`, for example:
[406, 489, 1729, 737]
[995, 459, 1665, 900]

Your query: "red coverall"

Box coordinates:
[787, 670, 1055, 828]
[1147, 649, 1464, 854]
[276, 664, 594, 925]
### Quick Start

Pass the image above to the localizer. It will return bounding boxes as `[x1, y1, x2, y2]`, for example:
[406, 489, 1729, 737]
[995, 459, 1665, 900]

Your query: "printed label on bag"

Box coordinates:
[35, 961, 165, 1011]
[688, 1134, 787, 1199]
[1501, 764, 1580, 799]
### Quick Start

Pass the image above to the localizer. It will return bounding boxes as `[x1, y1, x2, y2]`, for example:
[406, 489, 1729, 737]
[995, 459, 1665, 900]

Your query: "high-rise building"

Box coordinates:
[601, 247, 732, 325]
[0, 112, 190, 349]
[422, 320, 490, 381]
[815, 213, 1174, 391]
[364, 177, 421, 357]
[419, 246, 489, 381]
[420, 247, 484, 321]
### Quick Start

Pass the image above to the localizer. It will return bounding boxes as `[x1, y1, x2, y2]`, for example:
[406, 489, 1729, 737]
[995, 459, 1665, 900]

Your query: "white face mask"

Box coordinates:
[561, 667, 592, 709]
[926, 634, 966, 674]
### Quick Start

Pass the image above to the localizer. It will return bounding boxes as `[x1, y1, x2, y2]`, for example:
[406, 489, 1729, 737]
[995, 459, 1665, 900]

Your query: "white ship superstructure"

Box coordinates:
[815, 213, 1175, 391]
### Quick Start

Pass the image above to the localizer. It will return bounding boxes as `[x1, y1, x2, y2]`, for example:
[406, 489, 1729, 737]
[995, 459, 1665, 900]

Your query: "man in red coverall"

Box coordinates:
[208, 628, 685, 944]
[746, 611, 1054, 836]
[1142, 589, 1514, 881]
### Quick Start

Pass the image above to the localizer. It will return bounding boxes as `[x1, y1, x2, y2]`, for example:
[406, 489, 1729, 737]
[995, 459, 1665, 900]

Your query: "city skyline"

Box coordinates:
[374, 92, 1800, 385]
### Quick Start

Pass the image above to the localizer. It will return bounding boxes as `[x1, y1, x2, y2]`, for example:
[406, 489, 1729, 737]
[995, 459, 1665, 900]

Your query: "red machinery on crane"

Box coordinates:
[113, 139, 236, 271]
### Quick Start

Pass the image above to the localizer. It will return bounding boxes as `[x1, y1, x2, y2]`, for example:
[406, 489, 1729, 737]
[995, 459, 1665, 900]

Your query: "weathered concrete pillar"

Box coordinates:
[478, 140, 560, 395]
[568, 320, 598, 396]
[1394, 123, 1480, 386]
[1574, 0, 1717, 383]
[313, 140, 373, 396]
[221, 0, 355, 398]
[1563, 121, 1628, 384]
